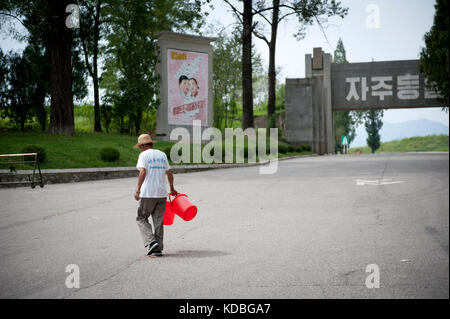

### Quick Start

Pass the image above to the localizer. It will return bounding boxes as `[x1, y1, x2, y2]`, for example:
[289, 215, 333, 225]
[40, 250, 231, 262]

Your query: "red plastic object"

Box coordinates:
[169, 193, 198, 221]
[163, 201, 175, 225]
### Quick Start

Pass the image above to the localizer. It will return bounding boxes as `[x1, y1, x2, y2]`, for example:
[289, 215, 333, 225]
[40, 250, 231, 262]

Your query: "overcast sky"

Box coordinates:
[0, 0, 448, 127]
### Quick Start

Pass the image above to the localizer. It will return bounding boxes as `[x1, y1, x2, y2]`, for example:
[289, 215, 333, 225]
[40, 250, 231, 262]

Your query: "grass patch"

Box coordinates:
[349, 135, 449, 154]
[0, 132, 174, 169]
[0, 131, 312, 169]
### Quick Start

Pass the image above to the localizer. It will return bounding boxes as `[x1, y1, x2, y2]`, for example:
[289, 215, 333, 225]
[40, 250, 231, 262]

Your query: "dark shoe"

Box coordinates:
[150, 250, 163, 257]
[147, 241, 159, 255]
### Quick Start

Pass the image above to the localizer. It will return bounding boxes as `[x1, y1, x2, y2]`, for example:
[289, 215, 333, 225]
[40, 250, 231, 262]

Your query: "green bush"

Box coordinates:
[294, 145, 304, 152]
[99, 147, 120, 162]
[20, 145, 46, 163]
[293, 144, 311, 152]
[278, 143, 289, 154]
[301, 144, 312, 152]
[287, 144, 295, 152]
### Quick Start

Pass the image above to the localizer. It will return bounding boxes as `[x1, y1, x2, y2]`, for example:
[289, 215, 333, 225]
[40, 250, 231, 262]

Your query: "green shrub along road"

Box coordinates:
[0, 132, 312, 169]
[349, 135, 449, 154]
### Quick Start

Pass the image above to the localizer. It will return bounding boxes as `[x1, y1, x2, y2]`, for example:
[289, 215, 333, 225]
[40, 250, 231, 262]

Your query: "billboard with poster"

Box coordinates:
[167, 49, 208, 126]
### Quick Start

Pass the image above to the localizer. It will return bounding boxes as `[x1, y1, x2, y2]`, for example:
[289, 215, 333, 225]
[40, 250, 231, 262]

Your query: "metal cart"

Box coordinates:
[0, 153, 44, 188]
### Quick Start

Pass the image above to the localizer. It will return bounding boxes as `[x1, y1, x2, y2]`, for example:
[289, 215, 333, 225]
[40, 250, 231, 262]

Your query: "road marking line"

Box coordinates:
[355, 179, 405, 186]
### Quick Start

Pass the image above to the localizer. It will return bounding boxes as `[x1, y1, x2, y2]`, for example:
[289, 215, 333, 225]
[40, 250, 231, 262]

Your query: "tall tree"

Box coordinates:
[1, 52, 33, 131]
[333, 38, 363, 153]
[0, 50, 7, 109]
[420, 0, 449, 110]
[102, 0, 205, 135]
[103, 0, 158, 135]
[364, 109, 383, 153]
[224, 0, 263, 129]
[251, 0, 347, 128]
[0, 43, 50, 131]
[213, 30, 242, 130]
[241, 0, 255, 129]
[1, 0, 85, 135]
[1, 1, 50, 131]
[48, 0, 75, 135]
[212, 27, 263, 130]
[333, 37, 346, 63]
[98, 61, 119, 132]
[78, 0, 104, 132]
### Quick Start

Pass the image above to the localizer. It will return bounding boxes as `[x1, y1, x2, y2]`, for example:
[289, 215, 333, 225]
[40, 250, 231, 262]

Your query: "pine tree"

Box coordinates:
[334, 38, 347, 64]
[333, 38, 363, 153]
[364, 110, 384, 153]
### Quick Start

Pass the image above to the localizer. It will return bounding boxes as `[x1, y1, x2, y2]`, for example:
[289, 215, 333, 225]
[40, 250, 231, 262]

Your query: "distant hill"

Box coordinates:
[351, 119, 449, 147]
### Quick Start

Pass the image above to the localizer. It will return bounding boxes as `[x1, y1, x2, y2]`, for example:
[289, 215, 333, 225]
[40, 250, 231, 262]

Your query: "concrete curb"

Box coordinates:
[0, 154, 317, 188]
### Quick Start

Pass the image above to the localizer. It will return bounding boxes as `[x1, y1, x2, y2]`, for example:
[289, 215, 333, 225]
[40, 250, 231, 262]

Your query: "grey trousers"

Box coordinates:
[136, 197, 166, 250]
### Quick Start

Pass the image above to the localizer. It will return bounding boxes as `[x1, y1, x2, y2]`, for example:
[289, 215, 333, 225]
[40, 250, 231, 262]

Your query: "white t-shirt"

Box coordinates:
[136, 149, 171, 198]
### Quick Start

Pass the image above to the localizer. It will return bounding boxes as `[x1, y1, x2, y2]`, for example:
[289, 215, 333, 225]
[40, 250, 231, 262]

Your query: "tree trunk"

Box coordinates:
[135, 109, 142, 135]
[241, 0, 254, 129]
[20, 116, 25, 132]
[93, 65, 101, 132]
[48, 0, 74, 135]
[93, 0, 102, 132]
[224, 101, 228, 128]
[267, 0, 279, 128]
[101, 104, 110, 132]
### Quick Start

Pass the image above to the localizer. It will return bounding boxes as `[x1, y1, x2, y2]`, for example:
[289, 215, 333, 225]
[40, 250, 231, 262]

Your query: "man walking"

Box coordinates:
[134, 134, 177, 257]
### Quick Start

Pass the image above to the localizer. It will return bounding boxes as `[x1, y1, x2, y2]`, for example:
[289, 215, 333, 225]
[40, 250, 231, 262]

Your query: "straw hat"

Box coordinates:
[133, 134, 156, 149]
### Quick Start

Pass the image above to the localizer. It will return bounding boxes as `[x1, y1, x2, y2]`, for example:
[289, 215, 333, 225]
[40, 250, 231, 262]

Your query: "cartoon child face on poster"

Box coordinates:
[168, 49, 208, 126]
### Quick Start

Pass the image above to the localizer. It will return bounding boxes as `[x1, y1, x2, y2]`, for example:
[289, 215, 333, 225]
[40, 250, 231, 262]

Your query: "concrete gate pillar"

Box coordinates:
[285, 48, 334, 155]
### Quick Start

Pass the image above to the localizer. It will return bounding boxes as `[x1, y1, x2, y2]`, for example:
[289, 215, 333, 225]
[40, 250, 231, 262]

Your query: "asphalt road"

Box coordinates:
[0, 153, 448, 299]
